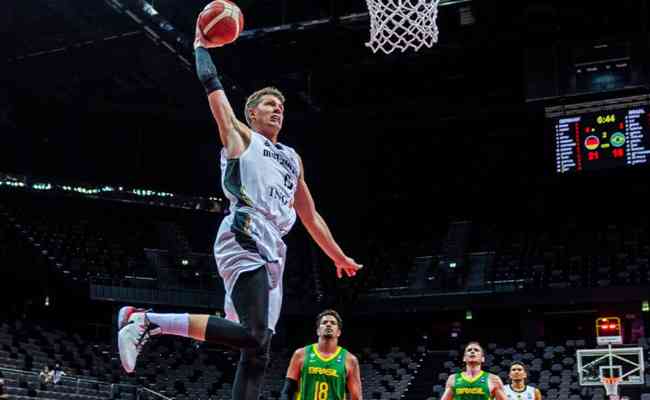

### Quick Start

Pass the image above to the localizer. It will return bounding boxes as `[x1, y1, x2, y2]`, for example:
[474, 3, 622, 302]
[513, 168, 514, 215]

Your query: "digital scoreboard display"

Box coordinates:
[550, 104, 650, 174]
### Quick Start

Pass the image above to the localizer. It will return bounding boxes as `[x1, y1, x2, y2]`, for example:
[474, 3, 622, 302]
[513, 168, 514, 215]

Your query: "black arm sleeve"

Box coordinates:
[195, 47, 224, 95]
[280, 378, 298, 400]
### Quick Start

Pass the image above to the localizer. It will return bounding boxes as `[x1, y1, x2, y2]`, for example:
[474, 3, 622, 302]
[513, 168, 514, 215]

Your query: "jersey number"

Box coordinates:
[284, 174, 294, 190]
[313, 382, 329, 400]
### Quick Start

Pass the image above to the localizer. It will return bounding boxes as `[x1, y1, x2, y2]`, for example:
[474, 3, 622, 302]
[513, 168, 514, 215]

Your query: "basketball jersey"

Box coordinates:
[297, 344, 348, 400]
[220, 131, 300, 236]
[504, 385, 536, 400]
[452, 371, 491, 400]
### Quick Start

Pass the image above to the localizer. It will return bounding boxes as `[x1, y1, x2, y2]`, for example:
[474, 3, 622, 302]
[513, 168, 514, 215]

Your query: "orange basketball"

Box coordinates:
[198, 0, 244, 46]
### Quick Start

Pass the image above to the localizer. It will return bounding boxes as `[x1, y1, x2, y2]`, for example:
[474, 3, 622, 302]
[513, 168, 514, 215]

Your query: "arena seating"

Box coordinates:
[0, 190, 318, 301]
[0, 314, 425, 400]
[335, 217, 650, 295]
[2, 187, 650, 400]
[3, 185, 649, 301]
[488, 219, 650, 290]
[3, 311, 649, 400]
[1, 191, 165, 282]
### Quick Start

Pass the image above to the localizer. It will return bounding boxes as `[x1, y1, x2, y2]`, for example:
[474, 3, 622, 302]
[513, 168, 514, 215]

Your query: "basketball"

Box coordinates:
[197, 0, 244, 46]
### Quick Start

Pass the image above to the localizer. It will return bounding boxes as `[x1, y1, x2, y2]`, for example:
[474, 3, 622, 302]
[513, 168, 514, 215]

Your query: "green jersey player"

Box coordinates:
[281, 310, 362, 400]
[441, 342, 508, 400]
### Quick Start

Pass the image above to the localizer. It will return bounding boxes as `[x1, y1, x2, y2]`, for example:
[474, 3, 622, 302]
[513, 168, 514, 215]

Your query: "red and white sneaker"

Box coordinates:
[117, 306, 160, 373]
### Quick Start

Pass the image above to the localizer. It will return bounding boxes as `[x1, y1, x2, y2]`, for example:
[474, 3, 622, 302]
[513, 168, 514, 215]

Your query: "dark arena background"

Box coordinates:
[1, 0, 650, 399]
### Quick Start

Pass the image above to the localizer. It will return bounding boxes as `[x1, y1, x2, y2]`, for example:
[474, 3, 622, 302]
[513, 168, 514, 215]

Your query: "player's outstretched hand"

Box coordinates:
[194, 16, 220, 49]
[335, 256, 363, 279]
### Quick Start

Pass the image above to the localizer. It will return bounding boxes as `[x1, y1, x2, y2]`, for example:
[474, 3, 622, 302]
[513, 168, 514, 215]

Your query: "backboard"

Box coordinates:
[576, 346, 645, 386]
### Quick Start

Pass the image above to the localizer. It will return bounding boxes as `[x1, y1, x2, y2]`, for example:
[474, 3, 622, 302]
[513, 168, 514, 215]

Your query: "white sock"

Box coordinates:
[146, 313, 190, 337]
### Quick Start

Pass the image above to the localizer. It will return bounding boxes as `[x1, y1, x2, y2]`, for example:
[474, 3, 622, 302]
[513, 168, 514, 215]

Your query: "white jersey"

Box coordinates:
[504, 385, 537, 400]
[220, 131, 300, 236]
[214, 131, 301, 332]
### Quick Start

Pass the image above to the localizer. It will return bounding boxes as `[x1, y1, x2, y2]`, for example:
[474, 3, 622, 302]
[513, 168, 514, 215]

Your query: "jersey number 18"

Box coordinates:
[314, 382, 328, 400]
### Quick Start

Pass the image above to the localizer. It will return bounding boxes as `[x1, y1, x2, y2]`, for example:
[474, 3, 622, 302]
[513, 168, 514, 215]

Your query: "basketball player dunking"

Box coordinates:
[280, 310, 362, 400]
[115, 14, 363, 400]
[441, 342, 508, 400]
[505, 362, 542, 400]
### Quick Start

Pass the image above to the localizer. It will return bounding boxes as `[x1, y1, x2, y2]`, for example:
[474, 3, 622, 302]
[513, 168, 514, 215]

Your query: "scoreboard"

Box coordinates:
[549, 99, 650, 174]
[596, 316, 622, 346]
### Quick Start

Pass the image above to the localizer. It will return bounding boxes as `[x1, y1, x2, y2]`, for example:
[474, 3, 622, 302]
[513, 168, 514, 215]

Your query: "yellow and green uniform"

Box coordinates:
[453, 371, 492, 400]
[296, 344, 347, 400]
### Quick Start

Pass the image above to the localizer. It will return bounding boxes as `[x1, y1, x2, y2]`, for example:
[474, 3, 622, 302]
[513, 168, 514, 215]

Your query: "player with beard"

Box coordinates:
[280, 310, 362, 400]
[441, 341, 508, 400]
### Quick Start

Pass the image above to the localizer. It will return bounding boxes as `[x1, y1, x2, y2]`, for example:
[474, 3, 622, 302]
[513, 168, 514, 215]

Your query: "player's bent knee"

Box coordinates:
[240, 346, 270, 371]
[242, 328, 272, 370]
[204, 316, 270, 349]
[247, 327, 271, 350]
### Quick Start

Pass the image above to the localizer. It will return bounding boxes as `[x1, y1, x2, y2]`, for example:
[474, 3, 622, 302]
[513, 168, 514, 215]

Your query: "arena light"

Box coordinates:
[465, 310, 472, 320]
[643, 300, 649, 312]
[32, 183, 52, 190]
[140, 0, 159, 16]
[1, 180, 25, 188]
[181, 259, 189, 266]
[449, 262, 457, 269]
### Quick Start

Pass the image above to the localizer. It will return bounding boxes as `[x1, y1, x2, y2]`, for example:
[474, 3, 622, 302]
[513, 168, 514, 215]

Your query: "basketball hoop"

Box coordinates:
[365, 0, 440, 54]
[601, 376, 621, 399]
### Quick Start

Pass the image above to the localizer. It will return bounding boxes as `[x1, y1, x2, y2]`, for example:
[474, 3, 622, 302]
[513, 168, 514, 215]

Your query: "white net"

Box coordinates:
[602, 378, 620, 397]
[365, 0, 440, 54]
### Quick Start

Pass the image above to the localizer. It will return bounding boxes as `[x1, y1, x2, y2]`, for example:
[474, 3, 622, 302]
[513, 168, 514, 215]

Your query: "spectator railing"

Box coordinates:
[138, 386, 174, 400]
[0, 366, 137, 398]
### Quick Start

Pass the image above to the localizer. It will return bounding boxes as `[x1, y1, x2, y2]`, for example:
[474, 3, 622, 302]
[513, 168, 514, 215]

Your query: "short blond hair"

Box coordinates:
[244, 87, 285, 125]
[465, 341, 484, 353]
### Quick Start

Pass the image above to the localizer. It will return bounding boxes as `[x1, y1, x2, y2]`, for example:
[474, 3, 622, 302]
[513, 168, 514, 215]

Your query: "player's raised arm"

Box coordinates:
[194, 20, 250, 158]
[293, 157, 363, 278]
[346, 353, 363, 400]
[280, 347, 304, 400]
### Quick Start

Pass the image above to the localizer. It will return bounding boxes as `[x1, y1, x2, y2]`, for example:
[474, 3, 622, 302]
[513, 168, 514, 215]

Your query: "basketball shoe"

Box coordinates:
[117, 306, 161, 373]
